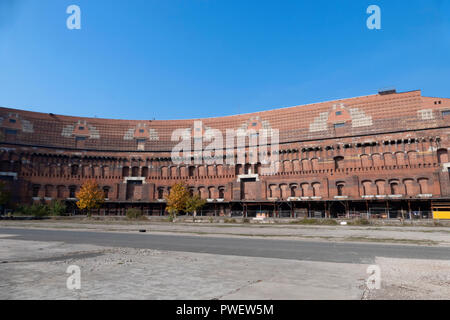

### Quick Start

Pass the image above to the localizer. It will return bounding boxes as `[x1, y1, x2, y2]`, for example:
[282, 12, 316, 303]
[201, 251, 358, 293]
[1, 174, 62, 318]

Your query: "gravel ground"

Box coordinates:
[366, 257, 450, 299]
[1, 235, 449, 300]
[0, 236, 368, 300]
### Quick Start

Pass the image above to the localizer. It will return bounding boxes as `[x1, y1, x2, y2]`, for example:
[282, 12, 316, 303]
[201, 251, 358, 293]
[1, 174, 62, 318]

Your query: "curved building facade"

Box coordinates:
[1, 89, 450, 218]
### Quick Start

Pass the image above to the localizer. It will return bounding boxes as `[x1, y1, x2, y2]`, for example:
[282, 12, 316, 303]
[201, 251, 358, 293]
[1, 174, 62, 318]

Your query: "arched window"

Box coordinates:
[336, 182, 345, 196]
[279, 184, 288, 199]
[290, 184, 297, 197]
[301, 159, 311, 171]
[198, 187, 207, 199]
[360, 154, 372, 168]
[403, 179, 415, 196]
[300, 183, 309, 197]
[48, 164, 57, 176]
[362, 181, 372, 195]
[390, 181, 401, 195]
[372, 153, 383, 167]
[292, 160, 300, 172]
[69, 186, 77, 198]
[157, 188, 164, 199]
[45, 185, 53, 198]
[103, 187, 110, 199]
[407, 151, 419, 165]
[208, 187, 215, 199]
[122, 166, 129, 177]
[418, 178, 429, 194]
[93, 165, 101, 177]
[375, 180, 385, 195]
[311, 158, 319, 171]
[57, 185, 65, 198]
[102, 166, 110, 177]
[312, 183, 321, 197]
[269, 184, 277, 198]
[32, 185, 40, 197]
[218, 187, 225, 199]
[217, 165, 224, 176]
[83, 165, 93, 177]
[180, 166, 187, 177]
[131, 167, 139, 177]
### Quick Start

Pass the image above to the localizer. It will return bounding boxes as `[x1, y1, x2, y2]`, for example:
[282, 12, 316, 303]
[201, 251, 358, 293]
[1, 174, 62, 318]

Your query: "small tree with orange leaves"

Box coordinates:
[165, 182, 190, 221]
[76, 179, 104, 217]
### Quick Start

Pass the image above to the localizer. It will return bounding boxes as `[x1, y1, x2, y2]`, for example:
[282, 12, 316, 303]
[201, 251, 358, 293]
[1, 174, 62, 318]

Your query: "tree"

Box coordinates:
[165, 182, 190, 220]
[165, 182, 207, 221]
[126, 208, 144, 220]
[76, 179, 104, 216]
[185, 194, 206, 219]
[48, 200, 67, 216]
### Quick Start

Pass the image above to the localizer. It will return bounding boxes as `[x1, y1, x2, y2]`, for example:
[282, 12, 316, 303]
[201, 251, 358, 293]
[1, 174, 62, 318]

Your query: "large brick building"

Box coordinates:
[1, 89, 450, 218]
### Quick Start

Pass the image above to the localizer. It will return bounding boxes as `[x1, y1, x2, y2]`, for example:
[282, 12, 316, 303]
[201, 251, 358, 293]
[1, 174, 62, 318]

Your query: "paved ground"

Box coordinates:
[1, 225, 449, 300]
[0, 236, 369, 300]
[1, 228, 450, 263]
[1, 220, 449, 246]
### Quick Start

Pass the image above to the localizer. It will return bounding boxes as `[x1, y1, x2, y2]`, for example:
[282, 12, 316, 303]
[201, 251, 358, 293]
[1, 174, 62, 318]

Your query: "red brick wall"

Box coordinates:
[1, 90, 449, 205]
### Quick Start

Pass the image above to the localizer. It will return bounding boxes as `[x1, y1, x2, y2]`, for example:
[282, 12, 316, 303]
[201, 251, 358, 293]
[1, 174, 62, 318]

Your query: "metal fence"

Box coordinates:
[69, 208, 434, 220]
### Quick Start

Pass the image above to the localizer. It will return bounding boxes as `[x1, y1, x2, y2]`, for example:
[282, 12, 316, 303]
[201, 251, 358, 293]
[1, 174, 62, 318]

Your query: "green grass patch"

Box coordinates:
[347, 218, 371, 226]
[289, 218, 338, 225]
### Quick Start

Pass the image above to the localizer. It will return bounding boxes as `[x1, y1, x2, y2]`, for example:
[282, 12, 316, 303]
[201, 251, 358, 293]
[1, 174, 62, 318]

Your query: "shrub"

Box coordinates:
[224, 218, 237, 223]
[16, 204, 50, 217]
[322, 219, 339, 225]
[48, 200, 66, 216]
[290, 218, 316, 225]
[14, 205, 30, 216]
[126, 208, 145, 220]
[348, 218, 371, 226]
[290, 218, 338, 225]
[242, 218, 250, 223]
[33, 204, 50, 217]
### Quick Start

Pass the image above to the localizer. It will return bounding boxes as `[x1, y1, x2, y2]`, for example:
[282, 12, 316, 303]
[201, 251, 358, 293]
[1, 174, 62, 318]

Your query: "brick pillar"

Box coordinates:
[118, 183, 126, 201]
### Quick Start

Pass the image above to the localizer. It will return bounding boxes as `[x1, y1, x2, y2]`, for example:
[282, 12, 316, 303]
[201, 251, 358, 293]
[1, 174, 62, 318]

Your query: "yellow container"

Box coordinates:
[432, 211, 450, 220]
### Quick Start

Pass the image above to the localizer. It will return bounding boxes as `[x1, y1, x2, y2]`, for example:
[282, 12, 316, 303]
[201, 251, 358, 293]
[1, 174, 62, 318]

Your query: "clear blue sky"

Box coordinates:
[0, 0, 449, 120]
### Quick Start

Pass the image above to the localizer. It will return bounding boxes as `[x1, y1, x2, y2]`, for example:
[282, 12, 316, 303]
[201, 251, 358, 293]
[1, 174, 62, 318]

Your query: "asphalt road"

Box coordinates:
[1, 227, 449, 264]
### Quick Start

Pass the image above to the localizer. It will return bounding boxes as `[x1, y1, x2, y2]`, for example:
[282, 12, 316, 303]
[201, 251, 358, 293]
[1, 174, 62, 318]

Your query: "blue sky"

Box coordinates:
[0, 0, 449, 120]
